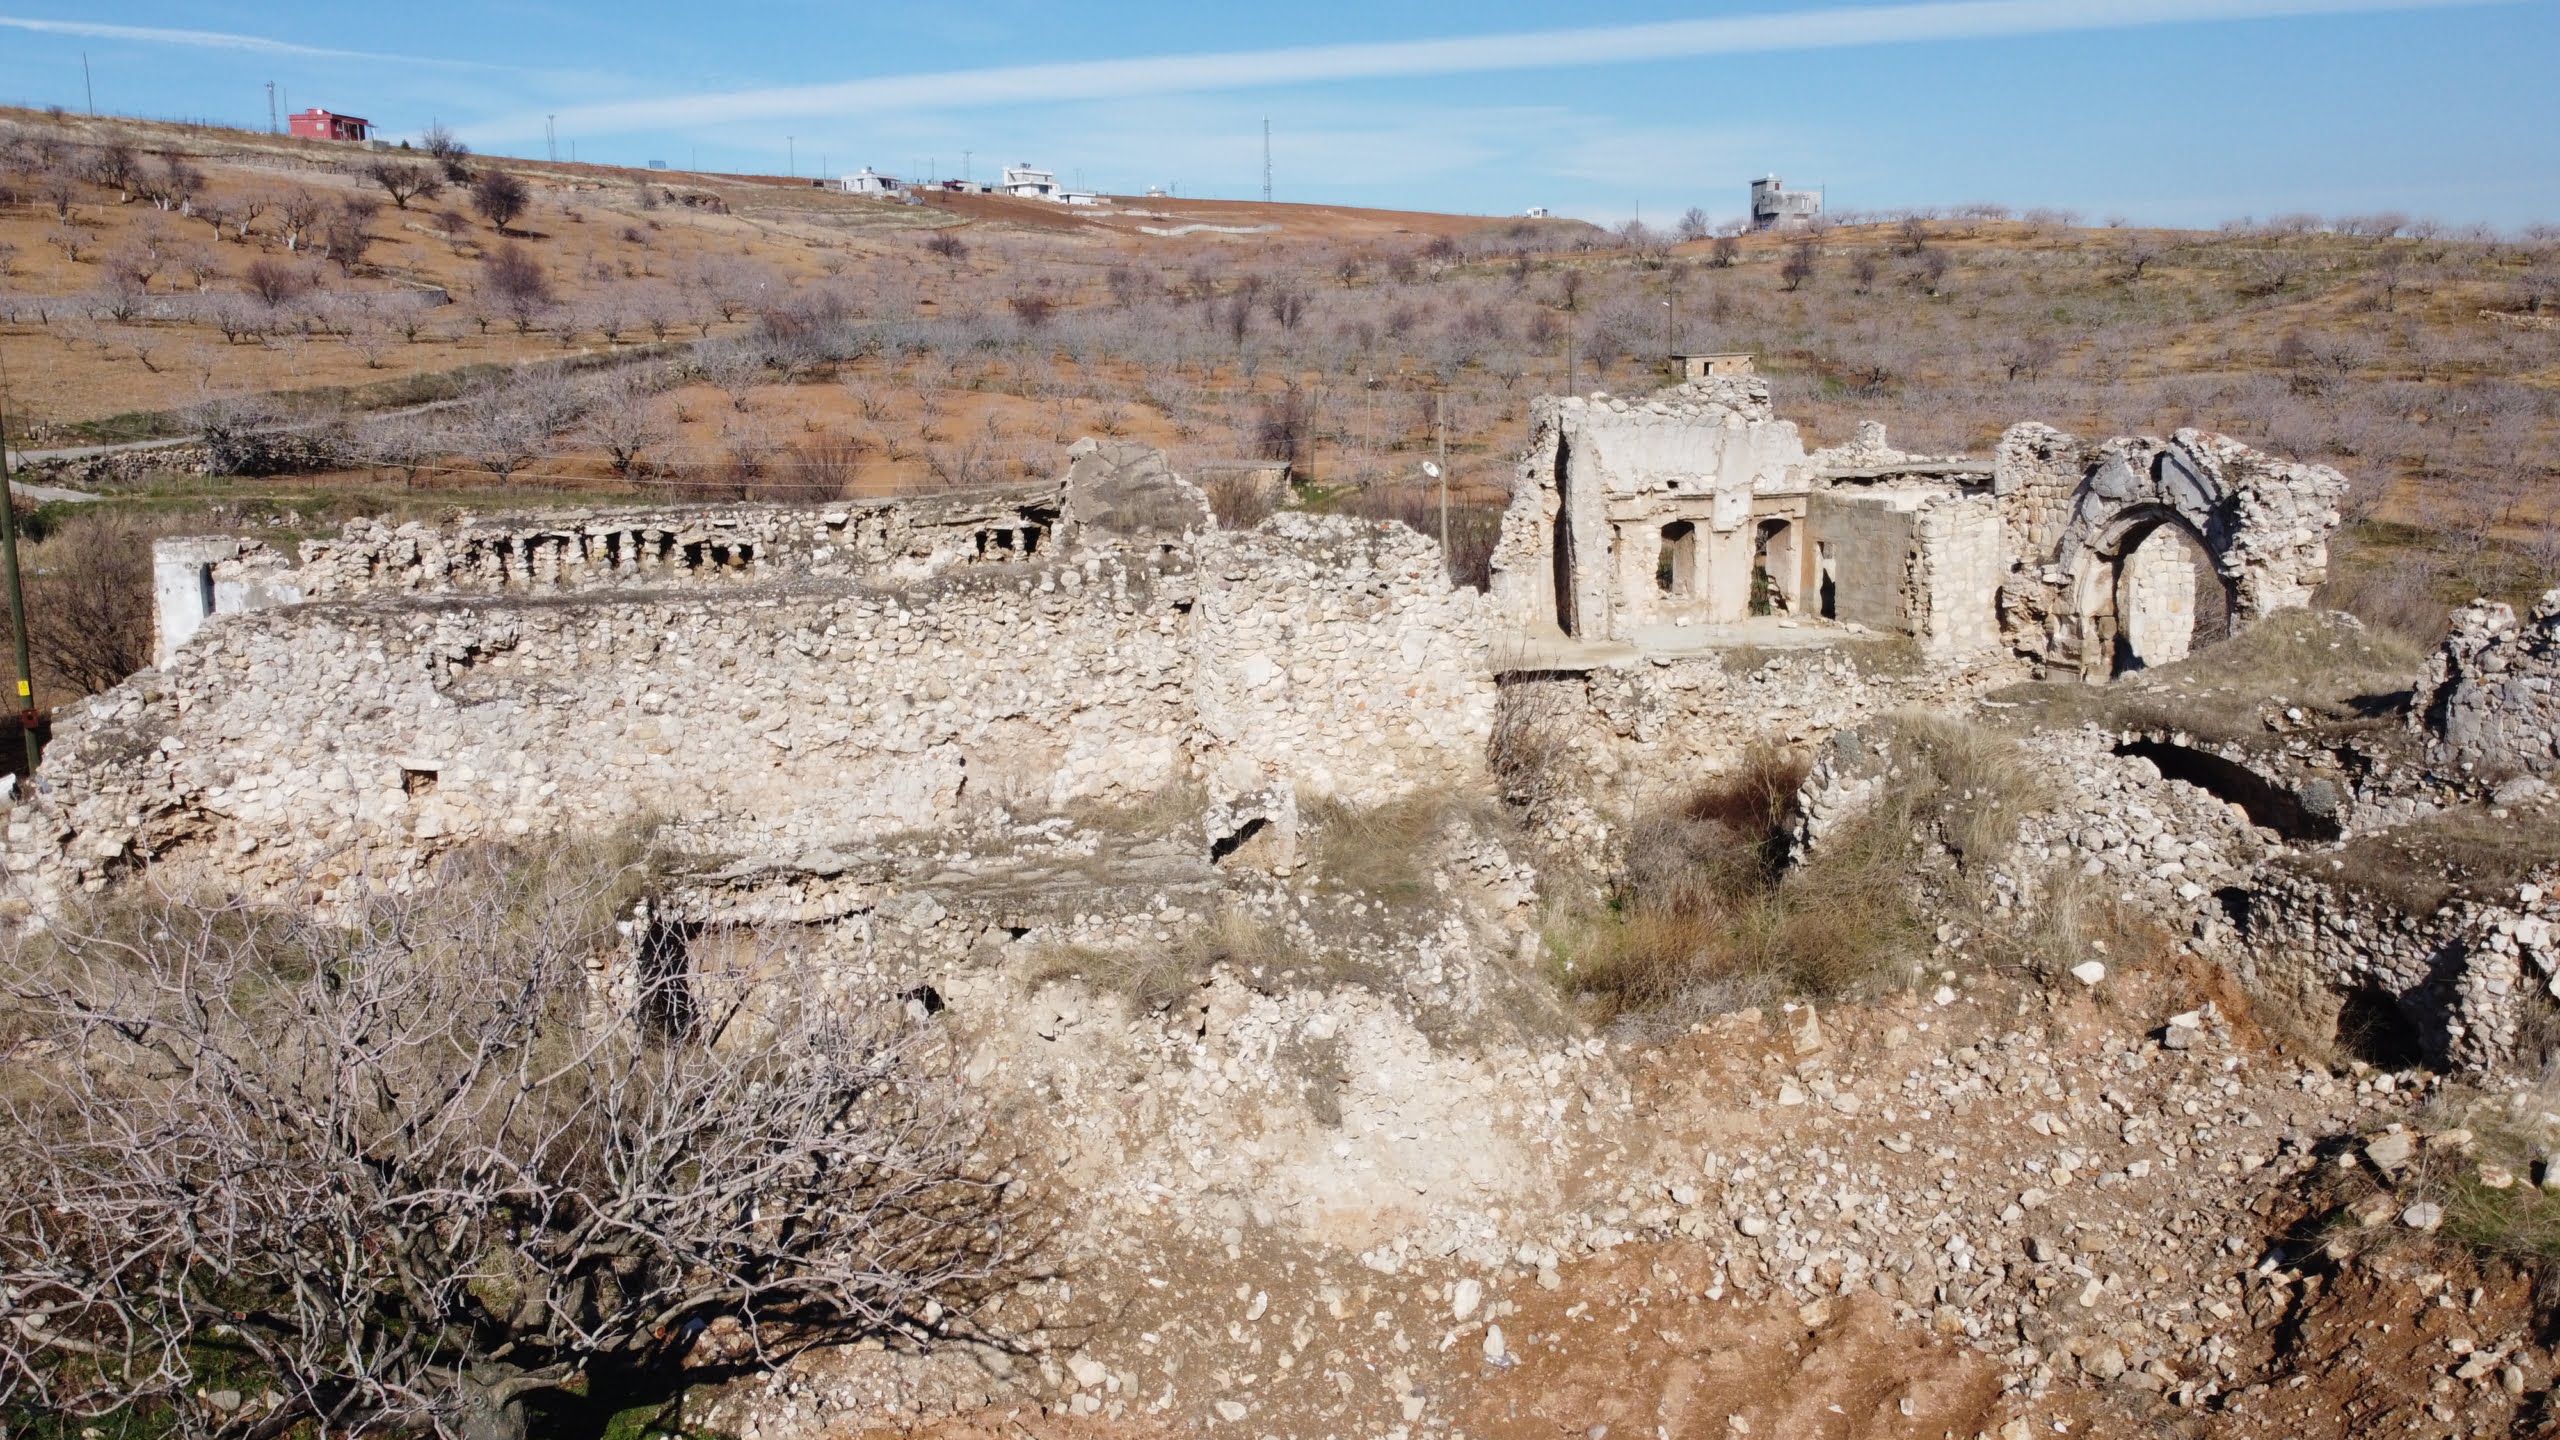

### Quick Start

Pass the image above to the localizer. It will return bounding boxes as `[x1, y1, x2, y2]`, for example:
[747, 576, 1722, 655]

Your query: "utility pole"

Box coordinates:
[546, 115, 557, 162]
[963, 150, 971, 185]
[1435, 390, 1449, 556]
[0, 404, 38, 777]
[82, 52, 94, 114]
[787, 136, 795, 177]
[265, 80, 278, 134]
[1262, 118, 1272, 204]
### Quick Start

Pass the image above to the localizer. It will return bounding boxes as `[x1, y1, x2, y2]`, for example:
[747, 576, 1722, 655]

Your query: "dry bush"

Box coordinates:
[20, 509, 178, 696]
[0, 840, 1027, 1440]
[1200, 472, 1280, 529]
[1304, 789, 1469, 910]
[1560, 718, 2040, 1025]
[1331, 485, 1500, 591]
[1031, 902, 1301, 1015]
[1486, 678, 1579, 822]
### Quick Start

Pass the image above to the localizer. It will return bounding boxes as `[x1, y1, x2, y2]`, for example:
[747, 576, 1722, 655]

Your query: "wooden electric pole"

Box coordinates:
[0, 407, 38, 776]
[1435, 389, 1449, 556]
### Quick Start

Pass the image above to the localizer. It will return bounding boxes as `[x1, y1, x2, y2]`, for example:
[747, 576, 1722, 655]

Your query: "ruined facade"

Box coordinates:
[1992, 426, 2350, 680]
[1487, 377, 2348, 679]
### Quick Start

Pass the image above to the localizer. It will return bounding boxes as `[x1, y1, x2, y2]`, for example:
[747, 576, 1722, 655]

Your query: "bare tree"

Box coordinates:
[452, 372, 584, 482]
[274, 189, 327, 252]
[575, 373, 671, 478]
[422, 120, 474, 181]
[1710, 233, 1742, 269]
[1896, 216, 1932, 256]
[352, 409, 451, 488]
[471, 170, 530, 235]
[480, 243, 555, 333]
[1675, 207, 1713, 243]
[1781, 238, 1819, 292]
[18, 510, 166, 694]
[139, 154, 203, 213]
[240, 257, 316, 309]
[364, 158, 445, 210]
[321, 196, 380, 274]
[694, 337, 768, 413]
[0, 844, 1024, 1440]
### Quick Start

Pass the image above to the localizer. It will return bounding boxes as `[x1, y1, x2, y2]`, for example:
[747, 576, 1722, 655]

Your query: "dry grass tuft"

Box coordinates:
[1304, 788, 1477, 909]
[1030, 902, 1306, 1015]
[1557, 717, 2045, 1025]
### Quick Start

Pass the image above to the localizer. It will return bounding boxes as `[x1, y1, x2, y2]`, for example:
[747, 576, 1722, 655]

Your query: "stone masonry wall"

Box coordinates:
[2418, 590, 2560, 780]
[2, 509, 1496, 912]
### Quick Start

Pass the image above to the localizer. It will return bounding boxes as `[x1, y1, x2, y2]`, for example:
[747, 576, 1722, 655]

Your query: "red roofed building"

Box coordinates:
[288, 108, 371, 142]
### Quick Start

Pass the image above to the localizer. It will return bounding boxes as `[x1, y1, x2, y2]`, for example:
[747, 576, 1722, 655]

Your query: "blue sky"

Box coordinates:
[7, 0, 2555, 227]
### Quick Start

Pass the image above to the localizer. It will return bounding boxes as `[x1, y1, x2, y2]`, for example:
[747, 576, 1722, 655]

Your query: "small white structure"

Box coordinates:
[1060, 190, 1100, 207]
[1001, 163, 1059, 200]
[840, 167, 902, 196]
[1521, 206, 1551, 219]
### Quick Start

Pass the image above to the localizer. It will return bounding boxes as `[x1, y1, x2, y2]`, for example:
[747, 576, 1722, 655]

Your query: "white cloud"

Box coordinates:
[0, 14, 493, 68]
[484, 0, 2512, 143]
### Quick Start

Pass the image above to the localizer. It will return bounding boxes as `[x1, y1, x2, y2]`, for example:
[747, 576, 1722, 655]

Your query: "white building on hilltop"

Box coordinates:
[1001, 163, 1059, 200]
[1001, 162, 1100, 206]
[1750, 174, 1822, 231]
[840, 167, 901, 196]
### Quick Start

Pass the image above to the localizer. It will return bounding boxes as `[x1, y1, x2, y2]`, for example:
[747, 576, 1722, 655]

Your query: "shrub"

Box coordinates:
[1558, 717, 2039, 1024]
[20, 510, 171, 695]
[0, 842, 1027, 1440]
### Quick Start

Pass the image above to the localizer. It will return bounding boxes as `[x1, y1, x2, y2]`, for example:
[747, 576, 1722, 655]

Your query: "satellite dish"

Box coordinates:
[1421, 462, 1443, 479]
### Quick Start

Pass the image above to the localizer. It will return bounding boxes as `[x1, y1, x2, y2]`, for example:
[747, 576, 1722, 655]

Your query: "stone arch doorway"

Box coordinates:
[2076, 509, 2235, 676]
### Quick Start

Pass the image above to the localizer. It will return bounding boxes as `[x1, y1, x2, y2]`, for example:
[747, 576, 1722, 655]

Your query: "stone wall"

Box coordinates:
[2241, 856, 2558, 1073]
[2418, 590, 2560, 781]
[3, 492, 1497, 912]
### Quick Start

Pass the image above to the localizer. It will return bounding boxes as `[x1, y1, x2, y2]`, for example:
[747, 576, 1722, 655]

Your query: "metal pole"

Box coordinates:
[83, 52, 94, 114]
[0, 409, 39, 776]
[1435, 390, 1449, 557]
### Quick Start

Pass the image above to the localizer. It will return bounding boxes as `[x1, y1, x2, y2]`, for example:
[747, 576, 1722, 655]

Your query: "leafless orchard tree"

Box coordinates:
[470, 170, 530, 236]
[451, 372, 585, 483]
[479, 244, 555, 333]
[576, 371, 672, 479]
[0, 843, 1027, 1440]
[364, 159, 446, 210]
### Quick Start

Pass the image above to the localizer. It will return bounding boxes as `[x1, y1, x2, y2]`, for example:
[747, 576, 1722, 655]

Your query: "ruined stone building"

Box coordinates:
[34, 379, 2522, 1079]
[1486, 370, 2348, 678]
